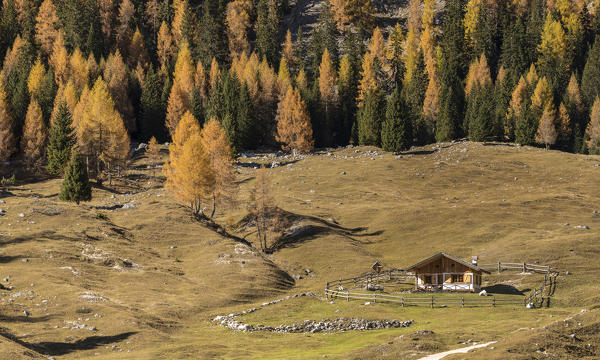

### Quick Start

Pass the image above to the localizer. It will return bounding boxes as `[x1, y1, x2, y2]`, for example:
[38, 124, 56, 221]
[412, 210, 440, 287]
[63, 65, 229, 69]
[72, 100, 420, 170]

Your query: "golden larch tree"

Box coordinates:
[357, 52, 379, 105]
[463, 0, 482, 51]
[50, 32, 69, 85]
[99, 0, 116, 40]
[77, 78, 130, 179]
[276, 85, 314, 154]
[535, 105, 557, 148]
[296, 67, 308, 94]
[51, 80, 78, 125]
[331, 0, 349, 31]
[157, 21, 174, 72]
[556, 102, 571, 143]
[128, 27, 149, 67]
[566, 73, 584, 113]
[173, 41, 196, 99]
[171, 0, 186, 40]
[116, 0, 135, 53]
[35, 0, 60, 57]
[226, 0, 252, 57]
[146, 136, 160, 178]
[209, 57, 221, 93]
[0, 80, 15, 163]
[201, 118, 236, 218]
[586, 97, 600, 154]
[319, 48, 337, 110]
[70, 48, 90, 91]
[282, 29, 296, 74]
[2, 36, 25, 78]
[21, 100, 47, 171]
[368, 27, 386, 64]
[27, 58, 46, 97]
[258, 58, 277, 104]
[104, 50, 135, 133]
[195, 62, 208, 102]
[164, 111, 214, 216]
[404, 0, 422, 84]
[277, 57, 292, 97]
[165, 132, 215, 216]
[531, 77, 553, 114]
[465, 53, 492, 96]
[506, 76, 528, 138]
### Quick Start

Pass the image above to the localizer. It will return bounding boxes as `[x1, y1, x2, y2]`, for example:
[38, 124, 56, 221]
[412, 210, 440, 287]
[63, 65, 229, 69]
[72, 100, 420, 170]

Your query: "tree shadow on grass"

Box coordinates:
[482, 284, 528, 295]
[0, 314, 54, 323]
[0, 329, 136, 356]
[0, 255, 23, 263]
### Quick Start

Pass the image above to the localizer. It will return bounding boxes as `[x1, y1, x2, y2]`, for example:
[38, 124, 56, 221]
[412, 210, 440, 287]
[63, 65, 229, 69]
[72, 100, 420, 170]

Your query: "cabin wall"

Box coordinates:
[413, 257, 473, 274]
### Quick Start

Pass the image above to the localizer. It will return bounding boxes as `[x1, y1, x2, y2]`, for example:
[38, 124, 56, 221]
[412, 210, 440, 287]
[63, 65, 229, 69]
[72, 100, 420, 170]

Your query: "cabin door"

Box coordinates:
[437, 274, 443, 285]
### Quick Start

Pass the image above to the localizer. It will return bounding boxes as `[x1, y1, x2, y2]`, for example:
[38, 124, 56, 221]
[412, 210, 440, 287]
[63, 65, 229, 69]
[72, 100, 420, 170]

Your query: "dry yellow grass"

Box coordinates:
[0, 141, 599, 359]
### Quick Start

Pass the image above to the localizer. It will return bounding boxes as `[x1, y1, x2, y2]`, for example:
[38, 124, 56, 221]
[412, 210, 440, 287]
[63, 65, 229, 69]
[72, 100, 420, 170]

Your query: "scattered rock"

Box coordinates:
[136, 143, 148, 151]
[340, 171, 346, 175]
[565, 271, 571, 275]
[574, 225, 590, 230]
[293, 274, 303, 280]
[364, 302, 371, 305]
[121, 203, 136, 210]
[479, 290, 488, 296]
[18, 213, 24, 217]
[365, 283, 384, 291]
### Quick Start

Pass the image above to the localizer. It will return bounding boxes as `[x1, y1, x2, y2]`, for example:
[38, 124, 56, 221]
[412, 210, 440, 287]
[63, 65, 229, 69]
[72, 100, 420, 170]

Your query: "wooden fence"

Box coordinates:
[478, 262, 551, 274]
[324, 289, 524, 307]
[325, 260, 557, 308]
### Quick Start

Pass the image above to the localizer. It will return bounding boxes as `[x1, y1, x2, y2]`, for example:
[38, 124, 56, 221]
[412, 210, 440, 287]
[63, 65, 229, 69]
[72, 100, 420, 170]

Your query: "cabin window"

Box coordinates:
[424, 275, 432, 284]
[451, 274, 464, 283]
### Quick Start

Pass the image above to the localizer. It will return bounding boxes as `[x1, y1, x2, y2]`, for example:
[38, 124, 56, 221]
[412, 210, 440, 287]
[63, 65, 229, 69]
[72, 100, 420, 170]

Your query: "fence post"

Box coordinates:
[461, 297, 464, 308]
[402, 297, 405, 307]
[325, 282, 329, 300]
[492, 297, 496, 307]
[497, 261, 501, 274]
[347, 291, 349, 302]
[522, 262, 526, 273]
[431, 296, 434, 309]
[374, 293, 376, 303]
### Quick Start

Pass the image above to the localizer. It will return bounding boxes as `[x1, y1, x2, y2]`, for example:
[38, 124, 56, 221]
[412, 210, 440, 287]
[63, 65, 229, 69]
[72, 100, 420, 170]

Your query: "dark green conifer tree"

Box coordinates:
[514, 100, 537, 145]
[256, 0, 281, 67]
[59, 151, 92, 204]
[466, 83, 497, 141]
[402, 50, 429, 145]
[500, 17, 531, 86]
[35, 68, 57, 124]
[140, 65, 167, 141]
[436, 0, 467, 142]
[382, 87, 412, 152]
[0, 0, 19, 58]
[46, 103, 75, 176]
[197, 0, 228, 65]
[237, 83, 257, 149]
[357, 89, 383, 146]
[581, 35, 600, 108]
[309, 1, 338, 76]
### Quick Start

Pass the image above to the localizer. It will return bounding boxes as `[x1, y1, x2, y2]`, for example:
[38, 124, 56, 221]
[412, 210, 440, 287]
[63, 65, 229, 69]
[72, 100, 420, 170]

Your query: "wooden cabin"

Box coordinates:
[406, 253, 490, 292]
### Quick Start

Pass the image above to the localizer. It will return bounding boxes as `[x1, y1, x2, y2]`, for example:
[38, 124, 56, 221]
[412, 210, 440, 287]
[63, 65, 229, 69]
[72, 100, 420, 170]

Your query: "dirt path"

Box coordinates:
[418, 341, 497, 360]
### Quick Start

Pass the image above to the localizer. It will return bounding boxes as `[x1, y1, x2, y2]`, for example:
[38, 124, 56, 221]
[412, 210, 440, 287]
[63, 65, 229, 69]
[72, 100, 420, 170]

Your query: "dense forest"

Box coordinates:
[1, 0, 600, 183]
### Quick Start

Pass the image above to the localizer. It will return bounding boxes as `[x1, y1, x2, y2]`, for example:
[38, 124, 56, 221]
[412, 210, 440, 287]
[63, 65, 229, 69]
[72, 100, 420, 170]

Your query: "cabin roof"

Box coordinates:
[405, 252, 491, 274]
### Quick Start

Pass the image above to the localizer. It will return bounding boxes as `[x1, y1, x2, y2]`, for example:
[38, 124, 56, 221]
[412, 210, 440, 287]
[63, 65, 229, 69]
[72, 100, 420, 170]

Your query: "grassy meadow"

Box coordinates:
[1, 141, 599, 359]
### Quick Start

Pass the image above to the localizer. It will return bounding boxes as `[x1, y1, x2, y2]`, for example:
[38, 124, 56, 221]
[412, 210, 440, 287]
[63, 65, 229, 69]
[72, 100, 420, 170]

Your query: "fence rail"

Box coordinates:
[478, 262, 551, 274]
[324, 289, 524, 307]
[325, 260, 556, 308]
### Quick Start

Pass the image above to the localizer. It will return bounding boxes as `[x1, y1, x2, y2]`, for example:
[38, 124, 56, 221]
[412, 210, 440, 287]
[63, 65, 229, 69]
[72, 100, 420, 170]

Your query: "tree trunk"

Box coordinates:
[210, 193, 216, 218]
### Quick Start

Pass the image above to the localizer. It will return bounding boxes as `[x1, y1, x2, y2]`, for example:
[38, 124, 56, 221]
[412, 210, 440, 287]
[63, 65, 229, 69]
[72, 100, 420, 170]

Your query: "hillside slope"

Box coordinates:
[0, 141, 599, 358]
